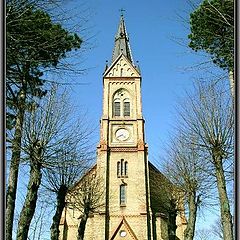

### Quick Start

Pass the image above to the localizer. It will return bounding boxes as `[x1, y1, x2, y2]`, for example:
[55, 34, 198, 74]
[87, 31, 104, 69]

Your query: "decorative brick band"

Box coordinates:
[110, 81, 135, 85]
[110, 214, 147, 218]
[110, 147, 138, 152]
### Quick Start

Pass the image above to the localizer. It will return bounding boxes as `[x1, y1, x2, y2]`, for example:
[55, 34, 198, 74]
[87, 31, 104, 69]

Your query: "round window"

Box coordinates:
[120, 230, 127, 237]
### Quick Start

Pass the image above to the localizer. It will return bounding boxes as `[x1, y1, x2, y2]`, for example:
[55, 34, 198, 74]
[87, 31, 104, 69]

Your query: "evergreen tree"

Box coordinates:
[188, 0, 234, 72]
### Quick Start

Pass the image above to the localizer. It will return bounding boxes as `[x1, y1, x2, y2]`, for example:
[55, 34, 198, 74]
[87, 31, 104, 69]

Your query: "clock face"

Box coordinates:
[115, 128, 130, 141]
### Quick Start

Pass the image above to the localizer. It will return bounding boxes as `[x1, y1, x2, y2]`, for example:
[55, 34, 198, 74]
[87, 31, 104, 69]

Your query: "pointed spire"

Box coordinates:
[112, 13, 133, 63]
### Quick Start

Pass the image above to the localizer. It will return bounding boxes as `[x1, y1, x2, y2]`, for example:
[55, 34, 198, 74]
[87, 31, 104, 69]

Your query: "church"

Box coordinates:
[59, 14, 187, 240]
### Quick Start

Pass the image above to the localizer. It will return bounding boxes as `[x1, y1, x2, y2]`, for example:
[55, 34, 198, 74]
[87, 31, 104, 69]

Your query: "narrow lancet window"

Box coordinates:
[121, 159, 124, 176]
[117, 161, 120, 176]
[124, 162, 128, 176]
[120, 184, 126, 205]
[123, 101, 130, 116]
[113, 101, 121, 116]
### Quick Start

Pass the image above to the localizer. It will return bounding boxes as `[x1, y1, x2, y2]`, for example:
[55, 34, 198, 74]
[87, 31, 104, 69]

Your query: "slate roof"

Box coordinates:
[112, 14, 134, 64]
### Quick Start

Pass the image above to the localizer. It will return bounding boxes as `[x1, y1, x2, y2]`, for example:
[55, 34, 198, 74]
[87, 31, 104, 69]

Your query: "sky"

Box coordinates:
[13, 0, 228, 238]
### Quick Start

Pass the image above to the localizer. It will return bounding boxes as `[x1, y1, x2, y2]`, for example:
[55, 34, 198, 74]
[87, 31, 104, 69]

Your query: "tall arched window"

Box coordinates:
[113, 99, 121, 116]
[120, 184, 126, 205]
[121, 159, 124, 176]
[124, 162, 128, 176]
[117, 161, 120, 176]
[123, 99, 130, 116]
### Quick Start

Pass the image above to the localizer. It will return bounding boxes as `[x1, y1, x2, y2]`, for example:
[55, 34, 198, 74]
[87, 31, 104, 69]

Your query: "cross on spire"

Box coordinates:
[119, 8, 125, 16]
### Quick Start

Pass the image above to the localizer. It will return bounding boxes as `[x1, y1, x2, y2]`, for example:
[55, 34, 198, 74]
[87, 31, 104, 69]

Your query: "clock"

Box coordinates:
[115, 128, 130, 141]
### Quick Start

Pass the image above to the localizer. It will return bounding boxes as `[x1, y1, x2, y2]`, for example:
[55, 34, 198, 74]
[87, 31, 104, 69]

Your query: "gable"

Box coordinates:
[110, 217, 138, 240]
[104, 54, 140, 78]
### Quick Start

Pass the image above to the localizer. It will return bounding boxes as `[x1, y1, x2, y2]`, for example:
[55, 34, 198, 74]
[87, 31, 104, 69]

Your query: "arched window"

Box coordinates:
[123, 99, 130, 117]
[112, 89, 131, 117]
[113, 99, 121, 116]
[117, 159, 128, 177]
[117, 161, 120, 176]
[120, 184, 126, 205]
[124, 161, 128, 176]
[121, 159, 124, 176]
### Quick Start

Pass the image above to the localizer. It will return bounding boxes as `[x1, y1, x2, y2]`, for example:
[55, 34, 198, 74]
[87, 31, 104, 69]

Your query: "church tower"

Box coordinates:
[95, 14, 152, 239]
[59, 14, 187, 240]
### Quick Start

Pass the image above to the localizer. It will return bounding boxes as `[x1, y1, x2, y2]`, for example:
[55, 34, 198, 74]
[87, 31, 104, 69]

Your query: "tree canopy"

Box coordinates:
[7, 1, 82, 71]
[6, 0, 82, 129]
[188, 0, 234, 72]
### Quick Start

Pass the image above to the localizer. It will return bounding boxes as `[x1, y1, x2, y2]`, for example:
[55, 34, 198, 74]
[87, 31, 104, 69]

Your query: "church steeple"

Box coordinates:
[59, 13, 187, 240]
[112, 14, 133, 63]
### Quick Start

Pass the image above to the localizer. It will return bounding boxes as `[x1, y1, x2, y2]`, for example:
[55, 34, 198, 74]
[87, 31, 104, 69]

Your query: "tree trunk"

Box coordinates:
[184, 192, 198, 240]
[77, 210, 89, 240]
[6, 88, 26, 240]
[16, 158, 42, 240]
[214, 155, 233, 240]
[50, 185, 68, 240]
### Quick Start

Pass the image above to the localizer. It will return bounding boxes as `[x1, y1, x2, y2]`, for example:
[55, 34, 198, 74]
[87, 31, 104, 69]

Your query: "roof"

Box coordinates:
[68, 164, 97, 193]
[148, 162, 175, 215]
[111, 14, 134, 64]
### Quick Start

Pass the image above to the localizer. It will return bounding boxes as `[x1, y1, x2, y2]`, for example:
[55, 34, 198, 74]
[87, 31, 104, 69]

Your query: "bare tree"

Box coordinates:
[42, 122, 95, 240]
[177, 81, 234, 240]
[16, 86, 92, 240]
[163, 132, 213, 240]
[67, 168, 105, 240]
